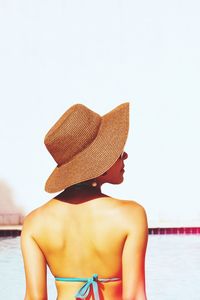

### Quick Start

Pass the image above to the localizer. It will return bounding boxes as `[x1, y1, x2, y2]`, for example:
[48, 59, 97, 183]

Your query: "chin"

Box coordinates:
[112, 178, 124, 185]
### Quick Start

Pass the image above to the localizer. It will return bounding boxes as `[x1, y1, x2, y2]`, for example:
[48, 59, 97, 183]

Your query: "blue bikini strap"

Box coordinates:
[55, 273, 121, 300]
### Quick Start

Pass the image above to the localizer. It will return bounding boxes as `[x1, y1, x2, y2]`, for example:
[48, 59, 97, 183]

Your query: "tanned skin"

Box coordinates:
[21, 151, 148, 300]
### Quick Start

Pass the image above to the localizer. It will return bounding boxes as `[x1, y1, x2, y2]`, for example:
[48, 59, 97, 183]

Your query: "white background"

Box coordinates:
[0, 0, 200, 226]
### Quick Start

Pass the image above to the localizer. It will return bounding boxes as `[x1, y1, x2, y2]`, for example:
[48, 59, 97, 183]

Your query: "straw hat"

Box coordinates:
[44, 102, 129, 193]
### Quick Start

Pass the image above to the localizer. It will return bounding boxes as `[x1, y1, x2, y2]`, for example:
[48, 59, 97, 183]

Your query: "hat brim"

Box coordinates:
[45, 102, 129, 193]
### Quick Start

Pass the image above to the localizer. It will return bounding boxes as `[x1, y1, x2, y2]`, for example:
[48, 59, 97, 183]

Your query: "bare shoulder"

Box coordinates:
[22, 205, 47, 234]
[123, 199, 147, 219]
[126, 200, 148, 233]
[113, 198, 148, 232]
[113, 197, 147, 214]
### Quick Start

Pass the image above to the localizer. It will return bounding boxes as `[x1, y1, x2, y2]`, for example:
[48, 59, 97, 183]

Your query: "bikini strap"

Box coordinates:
[75, 273, 99, 300]
[55, 273, 121, 300]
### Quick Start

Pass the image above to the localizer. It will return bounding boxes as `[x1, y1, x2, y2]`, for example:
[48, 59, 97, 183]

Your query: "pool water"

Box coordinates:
[146, 235, 200, 300]
[0, 235, 199, 300]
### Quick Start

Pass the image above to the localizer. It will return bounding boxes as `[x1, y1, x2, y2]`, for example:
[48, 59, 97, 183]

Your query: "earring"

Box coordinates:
[91, 181, 97, 187]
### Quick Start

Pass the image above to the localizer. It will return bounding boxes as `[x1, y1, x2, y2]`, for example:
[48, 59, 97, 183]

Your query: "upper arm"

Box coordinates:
[20, 213, 48, 300]
[122, 203, 148, 300]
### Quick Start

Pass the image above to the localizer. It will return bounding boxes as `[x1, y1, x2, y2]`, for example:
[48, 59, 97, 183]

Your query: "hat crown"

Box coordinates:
[44, 104, 101, 166]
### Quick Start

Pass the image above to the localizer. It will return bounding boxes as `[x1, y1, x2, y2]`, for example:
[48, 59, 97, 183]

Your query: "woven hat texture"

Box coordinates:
[44, 102, 129, 193]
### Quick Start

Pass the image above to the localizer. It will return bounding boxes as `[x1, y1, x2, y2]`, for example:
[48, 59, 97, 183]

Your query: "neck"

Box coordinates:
[55, 182, 105, 202]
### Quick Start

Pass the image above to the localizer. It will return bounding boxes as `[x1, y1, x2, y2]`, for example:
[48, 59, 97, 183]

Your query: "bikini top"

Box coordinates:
[55, 273, 121, 300]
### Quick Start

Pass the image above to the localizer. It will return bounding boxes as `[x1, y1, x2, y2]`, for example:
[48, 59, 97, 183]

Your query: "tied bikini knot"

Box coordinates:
[92, 273, 98, 281]
[75, 273, 100, 300]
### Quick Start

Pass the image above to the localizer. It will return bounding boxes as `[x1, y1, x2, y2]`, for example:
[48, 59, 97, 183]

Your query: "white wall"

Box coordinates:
[0, 0, 200, 227]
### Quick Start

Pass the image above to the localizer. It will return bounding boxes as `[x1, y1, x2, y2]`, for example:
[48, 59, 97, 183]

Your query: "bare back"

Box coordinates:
[30, 197, 136, 299]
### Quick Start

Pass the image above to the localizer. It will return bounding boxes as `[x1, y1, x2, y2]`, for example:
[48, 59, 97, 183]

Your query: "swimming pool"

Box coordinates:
[0, 235, 199, 299]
